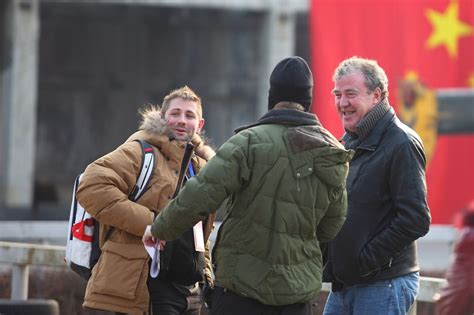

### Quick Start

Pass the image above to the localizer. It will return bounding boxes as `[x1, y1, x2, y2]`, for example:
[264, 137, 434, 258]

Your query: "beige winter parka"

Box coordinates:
[76, 108, 215, 315]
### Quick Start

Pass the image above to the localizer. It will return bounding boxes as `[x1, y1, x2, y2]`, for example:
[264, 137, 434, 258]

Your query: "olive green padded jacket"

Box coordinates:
[152, 109, 352, 305]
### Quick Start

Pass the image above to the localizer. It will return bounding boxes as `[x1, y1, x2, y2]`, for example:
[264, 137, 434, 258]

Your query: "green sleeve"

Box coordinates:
[151, 132, 252, 240]
[316, 184, 348, 243]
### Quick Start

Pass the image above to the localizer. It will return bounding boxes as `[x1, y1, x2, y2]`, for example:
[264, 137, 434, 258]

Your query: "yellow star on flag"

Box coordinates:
[425, 1, 473, 58]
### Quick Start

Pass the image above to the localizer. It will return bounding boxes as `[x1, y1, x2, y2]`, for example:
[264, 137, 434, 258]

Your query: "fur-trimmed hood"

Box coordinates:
[127, 107, 215, 161]
[139, 106, 168, 136]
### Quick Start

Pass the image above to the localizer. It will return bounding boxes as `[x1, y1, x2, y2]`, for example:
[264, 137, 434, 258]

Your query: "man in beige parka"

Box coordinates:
[76, 86, 215, 315]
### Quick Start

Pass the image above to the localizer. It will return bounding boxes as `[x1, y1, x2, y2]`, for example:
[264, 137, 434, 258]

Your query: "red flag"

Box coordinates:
[310, 0, 474, 224]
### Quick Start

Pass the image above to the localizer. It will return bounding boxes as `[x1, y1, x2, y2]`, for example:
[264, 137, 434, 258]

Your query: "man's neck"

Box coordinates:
[352, 100, 391, 140]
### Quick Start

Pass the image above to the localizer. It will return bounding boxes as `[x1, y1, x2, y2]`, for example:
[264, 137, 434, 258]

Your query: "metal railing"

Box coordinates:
[0, 241, 67, 300]
[0, 241, 447, 312]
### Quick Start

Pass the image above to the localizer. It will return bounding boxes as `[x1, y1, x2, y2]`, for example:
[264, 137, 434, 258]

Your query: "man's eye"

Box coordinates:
[347, 93, 357, 98]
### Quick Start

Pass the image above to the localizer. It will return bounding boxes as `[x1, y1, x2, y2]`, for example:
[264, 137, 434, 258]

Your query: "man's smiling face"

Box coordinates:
[163, 97, 204, 141]
[333, 71, 381, 133]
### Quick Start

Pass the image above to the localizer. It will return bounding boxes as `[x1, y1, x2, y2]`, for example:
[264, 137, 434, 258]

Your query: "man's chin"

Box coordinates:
[173, 133, 192, 141]
[343, 123, 356, 133]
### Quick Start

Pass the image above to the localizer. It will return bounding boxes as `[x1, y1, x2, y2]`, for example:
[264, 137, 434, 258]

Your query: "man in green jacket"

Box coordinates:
[143, 56, 352, 315]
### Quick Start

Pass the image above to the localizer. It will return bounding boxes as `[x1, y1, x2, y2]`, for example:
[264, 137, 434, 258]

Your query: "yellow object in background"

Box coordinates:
[398, 72, 439, 165]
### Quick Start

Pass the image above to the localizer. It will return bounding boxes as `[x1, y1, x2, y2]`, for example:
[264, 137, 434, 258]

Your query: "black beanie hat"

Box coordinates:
[268, 56, 313, 111]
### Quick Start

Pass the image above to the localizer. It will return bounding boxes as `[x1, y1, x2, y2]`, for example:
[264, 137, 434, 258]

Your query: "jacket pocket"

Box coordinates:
[91, 240, 148, 300]
[358, 247, 380, 280]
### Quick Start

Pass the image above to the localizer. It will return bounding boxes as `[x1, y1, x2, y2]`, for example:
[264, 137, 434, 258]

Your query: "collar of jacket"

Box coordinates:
[342, 105, 395, 151]
[234, 108, 321, 133]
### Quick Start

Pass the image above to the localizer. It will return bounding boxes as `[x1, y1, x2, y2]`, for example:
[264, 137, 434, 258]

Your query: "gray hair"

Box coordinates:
[333, 56, 389, 99]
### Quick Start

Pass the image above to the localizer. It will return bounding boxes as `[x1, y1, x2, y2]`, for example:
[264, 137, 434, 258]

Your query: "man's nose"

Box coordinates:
[339, 95, 350, 107]
[177, 114, 186, 124]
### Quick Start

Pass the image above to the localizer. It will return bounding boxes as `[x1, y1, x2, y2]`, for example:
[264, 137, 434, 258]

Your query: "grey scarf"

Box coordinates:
[343, 100, 391, 149]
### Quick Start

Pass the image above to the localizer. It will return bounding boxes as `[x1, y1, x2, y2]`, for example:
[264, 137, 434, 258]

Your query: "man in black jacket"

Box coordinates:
[323, 56, 431, 315]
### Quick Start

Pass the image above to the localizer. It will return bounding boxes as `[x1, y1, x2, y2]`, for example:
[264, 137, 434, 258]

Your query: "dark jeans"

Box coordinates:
[210, 286, 312, 315]
[147, 277, 202, 315]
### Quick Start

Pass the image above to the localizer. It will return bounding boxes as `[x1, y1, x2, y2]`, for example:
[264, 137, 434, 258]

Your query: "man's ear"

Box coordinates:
[196, 119, 205, 134]
[373, 87, 382, 103]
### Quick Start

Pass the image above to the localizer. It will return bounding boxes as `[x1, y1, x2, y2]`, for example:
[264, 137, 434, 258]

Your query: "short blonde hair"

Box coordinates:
[162, 86, 202, 118]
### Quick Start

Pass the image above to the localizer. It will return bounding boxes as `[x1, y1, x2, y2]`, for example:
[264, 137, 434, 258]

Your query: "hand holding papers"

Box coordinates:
[143, 225, 161, 278]
[145, 242, 160, 278]
[142, 220, 205, 279]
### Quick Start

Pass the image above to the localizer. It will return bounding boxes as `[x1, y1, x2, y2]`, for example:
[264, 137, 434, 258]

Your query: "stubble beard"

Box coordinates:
[166, 126, 195, 142]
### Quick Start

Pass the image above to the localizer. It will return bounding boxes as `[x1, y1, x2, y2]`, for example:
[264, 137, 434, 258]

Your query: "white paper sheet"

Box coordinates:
[145, 243, 160, 278]
[193, 221, 205, 252]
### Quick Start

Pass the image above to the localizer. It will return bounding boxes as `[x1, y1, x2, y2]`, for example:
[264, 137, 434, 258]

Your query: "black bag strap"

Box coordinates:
[171, 142, 195, 198]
